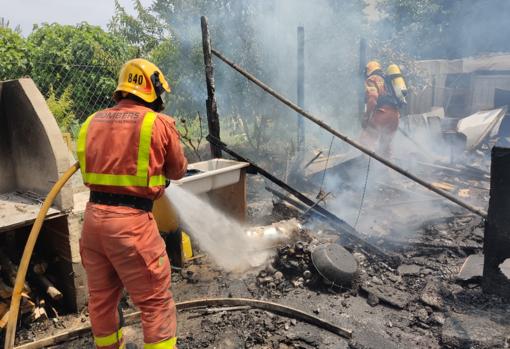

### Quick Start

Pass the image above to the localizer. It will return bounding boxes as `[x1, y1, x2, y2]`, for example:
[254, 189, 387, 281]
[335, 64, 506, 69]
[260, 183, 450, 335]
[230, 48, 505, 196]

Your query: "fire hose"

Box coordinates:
[4, 162, 80, 349]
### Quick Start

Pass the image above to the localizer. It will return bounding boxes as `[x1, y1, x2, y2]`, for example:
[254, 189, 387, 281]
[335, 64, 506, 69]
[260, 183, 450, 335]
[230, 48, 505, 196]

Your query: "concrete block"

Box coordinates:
[0, 78, 73, 210]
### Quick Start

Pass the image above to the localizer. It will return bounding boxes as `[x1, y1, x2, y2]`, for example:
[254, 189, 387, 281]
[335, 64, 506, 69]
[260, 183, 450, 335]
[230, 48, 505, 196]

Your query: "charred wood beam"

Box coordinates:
[483, 147, 510, 297]
[32, 274, 63, 301]
[201, 16, 222, 158]
[265, 186, 310, 213]
[0, 250, 30, 293]
[210, 47, 488, 219]
[303, 151, 323, 170]
[207, 135, 400, 266]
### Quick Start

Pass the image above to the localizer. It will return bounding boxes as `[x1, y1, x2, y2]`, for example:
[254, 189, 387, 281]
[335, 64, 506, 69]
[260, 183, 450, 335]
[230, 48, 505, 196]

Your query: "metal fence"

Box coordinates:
[2, 61, 122, 133]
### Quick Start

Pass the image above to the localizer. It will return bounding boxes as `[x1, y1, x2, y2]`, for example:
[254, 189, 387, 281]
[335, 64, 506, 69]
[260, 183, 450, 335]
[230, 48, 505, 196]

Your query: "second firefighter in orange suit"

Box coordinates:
[77, 59, 188, 349]
[359, 60, 400, 158]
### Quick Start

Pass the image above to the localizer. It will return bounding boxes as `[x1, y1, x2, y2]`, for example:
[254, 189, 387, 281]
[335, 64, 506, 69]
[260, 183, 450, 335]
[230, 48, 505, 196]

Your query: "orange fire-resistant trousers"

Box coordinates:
[80, 203, 176, 349]
[359, 108, 400, 158]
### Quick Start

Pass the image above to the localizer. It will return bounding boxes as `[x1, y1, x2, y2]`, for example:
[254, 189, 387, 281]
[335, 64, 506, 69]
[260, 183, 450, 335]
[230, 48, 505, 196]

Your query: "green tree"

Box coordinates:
[108, 1, 194, 115]
[109, 0, 168, 56]
[0, 26, 30, 80]
[27, 23, 135, 120]
[46, 86, 78, 134]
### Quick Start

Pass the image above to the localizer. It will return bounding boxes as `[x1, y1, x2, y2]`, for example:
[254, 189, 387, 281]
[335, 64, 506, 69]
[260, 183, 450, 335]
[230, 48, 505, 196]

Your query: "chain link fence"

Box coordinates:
[2, 60, 122, 135]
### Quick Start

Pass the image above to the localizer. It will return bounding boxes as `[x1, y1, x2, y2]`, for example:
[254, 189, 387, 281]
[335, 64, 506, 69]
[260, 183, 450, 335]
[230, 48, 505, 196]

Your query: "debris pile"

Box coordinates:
[252, 238, 317, 298]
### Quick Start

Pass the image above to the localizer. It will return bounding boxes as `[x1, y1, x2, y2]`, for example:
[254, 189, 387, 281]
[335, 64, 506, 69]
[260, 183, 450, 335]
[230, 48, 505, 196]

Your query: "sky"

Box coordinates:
[0, 0, 153, 36]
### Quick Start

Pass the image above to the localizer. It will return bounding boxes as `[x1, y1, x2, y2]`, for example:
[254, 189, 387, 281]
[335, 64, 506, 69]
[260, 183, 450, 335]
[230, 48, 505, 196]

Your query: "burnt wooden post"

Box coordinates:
[297, 26, 305, 152]
[358, 38, 367, 119]
[482, 146, 510, 297]
[201, 16, 222, 158]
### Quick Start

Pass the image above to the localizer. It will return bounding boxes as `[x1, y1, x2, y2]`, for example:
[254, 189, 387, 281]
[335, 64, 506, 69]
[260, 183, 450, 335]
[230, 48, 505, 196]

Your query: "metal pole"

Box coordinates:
[358, 38, 367, 118]
[210, 47, 488, 219]
[201, 16, 222, 158]
[297, 26, 305, 151]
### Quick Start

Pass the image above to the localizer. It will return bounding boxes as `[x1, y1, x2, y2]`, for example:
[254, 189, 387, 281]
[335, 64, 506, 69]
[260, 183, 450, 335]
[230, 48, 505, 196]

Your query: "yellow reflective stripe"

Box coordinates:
[83, 173, 165, 187]
[144, 337, 177, 349]
[149, 175, 166, 187]
[76, 113, 96, 177]
[94, 329, 123, 347]
[137, 112, 157, 177]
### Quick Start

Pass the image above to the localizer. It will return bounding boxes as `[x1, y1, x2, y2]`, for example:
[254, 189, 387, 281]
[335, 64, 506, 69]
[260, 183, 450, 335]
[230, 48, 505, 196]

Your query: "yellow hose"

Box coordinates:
[4, 162, 80, 349]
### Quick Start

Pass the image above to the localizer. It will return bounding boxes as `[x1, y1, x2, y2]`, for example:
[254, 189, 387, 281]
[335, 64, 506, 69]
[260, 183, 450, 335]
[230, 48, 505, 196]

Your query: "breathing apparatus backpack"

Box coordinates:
[371, 64, 408, 109]
[384, 64, 408, 108]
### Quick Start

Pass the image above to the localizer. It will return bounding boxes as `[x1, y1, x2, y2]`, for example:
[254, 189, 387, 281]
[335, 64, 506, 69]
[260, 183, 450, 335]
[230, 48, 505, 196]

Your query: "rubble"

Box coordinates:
[360, 284, 411, 310]
[420, 281, 444, 310]
[397, 264, 421, 276]
[441, 312, 510, 349]
[254, 237, 319, 297]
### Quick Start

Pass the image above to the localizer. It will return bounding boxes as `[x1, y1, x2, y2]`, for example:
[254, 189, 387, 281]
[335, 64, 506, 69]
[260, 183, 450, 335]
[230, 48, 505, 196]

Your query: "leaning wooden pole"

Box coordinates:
[210, 48, 487, 219]
[201, 16, 222, 158]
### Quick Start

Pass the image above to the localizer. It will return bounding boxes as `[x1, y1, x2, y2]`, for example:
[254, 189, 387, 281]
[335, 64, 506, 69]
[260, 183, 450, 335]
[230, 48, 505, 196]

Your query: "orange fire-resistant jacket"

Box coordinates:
[77, 99, 187, 200]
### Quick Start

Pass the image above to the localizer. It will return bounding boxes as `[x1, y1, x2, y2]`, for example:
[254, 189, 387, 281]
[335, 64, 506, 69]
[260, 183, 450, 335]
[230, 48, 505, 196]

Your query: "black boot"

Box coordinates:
[125, 343, 139, 349]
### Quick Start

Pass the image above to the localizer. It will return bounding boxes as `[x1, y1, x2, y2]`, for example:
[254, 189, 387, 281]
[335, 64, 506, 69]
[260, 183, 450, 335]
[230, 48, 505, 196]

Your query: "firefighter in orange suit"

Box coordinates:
[77, 58, 188, 349]
[359, 60, 400, 158]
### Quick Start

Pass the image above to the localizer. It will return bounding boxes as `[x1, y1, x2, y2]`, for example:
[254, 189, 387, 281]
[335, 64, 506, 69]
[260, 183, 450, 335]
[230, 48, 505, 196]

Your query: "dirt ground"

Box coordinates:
[9, 169, 510, 349]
